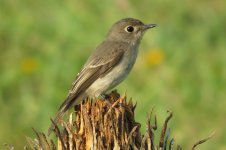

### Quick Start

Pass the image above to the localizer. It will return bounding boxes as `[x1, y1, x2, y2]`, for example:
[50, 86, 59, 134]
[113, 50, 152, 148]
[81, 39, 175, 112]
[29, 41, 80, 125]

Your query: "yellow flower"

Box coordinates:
[21, 57, 37, 74]
[145, 48, 164, 66]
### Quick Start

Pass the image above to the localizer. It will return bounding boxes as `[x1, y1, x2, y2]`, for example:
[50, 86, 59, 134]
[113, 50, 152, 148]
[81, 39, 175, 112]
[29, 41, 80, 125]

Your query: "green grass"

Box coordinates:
[0, 0, 226, 149]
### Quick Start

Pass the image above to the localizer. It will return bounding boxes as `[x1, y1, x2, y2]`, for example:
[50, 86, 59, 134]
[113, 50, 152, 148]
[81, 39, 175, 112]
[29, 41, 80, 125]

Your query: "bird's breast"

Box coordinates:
[122, 45, 139, 72]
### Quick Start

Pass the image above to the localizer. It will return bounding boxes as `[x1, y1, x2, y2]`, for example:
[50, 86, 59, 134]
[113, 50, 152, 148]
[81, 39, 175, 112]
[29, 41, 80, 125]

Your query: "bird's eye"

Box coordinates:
[125, 26, 134, 33]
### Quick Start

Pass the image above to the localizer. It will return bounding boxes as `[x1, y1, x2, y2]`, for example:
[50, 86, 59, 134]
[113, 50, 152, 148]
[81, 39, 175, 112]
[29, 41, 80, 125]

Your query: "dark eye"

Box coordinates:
[125, 26, 134, 32]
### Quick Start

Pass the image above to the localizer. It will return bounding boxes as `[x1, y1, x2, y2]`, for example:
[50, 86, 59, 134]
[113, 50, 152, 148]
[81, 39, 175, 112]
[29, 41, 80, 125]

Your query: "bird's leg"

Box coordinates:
[98, 94, 113, 107]
[100, 93, 110, 100]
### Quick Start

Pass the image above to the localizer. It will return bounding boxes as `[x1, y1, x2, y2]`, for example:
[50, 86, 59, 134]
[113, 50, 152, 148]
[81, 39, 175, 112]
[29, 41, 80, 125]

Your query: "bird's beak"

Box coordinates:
[143, 24, 157, 30]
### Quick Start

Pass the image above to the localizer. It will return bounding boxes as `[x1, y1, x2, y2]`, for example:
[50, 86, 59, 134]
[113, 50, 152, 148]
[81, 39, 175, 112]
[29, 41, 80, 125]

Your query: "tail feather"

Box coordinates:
[48, 94, 81, 136]
[48, 108, 65, 136]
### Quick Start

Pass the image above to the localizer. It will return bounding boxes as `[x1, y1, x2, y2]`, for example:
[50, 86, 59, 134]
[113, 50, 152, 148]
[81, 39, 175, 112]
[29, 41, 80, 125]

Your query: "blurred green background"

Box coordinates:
[1, 0, 226, 149]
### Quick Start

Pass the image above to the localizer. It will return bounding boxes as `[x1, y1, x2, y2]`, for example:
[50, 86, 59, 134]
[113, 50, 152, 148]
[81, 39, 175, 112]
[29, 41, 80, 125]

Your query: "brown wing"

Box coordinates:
[59, 47, 124, 112]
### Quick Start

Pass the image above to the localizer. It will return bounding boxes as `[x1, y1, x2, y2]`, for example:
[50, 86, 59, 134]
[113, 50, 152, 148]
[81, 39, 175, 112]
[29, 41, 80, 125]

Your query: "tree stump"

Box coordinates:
[24, 91, 212, 150]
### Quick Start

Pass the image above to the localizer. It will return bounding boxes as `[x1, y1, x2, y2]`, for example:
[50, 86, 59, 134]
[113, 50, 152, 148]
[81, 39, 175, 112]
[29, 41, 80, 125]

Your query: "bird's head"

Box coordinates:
[106, 18, 156, 44]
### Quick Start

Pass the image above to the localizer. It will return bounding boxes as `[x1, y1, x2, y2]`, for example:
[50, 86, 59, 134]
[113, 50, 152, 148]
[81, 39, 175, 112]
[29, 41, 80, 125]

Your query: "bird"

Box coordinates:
[48, 18, 156, 135]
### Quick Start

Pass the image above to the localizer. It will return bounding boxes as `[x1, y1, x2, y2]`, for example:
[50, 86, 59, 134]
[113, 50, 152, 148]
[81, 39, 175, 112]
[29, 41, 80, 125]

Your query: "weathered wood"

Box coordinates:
[24, 91, 212, 150]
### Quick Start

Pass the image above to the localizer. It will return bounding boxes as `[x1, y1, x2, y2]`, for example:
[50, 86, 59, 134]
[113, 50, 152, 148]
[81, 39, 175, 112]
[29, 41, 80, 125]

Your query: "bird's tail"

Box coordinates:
[47, 93, 82, 136]
[47, 108, 66, 136]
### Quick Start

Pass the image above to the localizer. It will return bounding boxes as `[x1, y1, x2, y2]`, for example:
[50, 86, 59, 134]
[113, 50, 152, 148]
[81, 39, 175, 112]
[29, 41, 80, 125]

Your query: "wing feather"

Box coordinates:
[59, 44, 124, 111]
